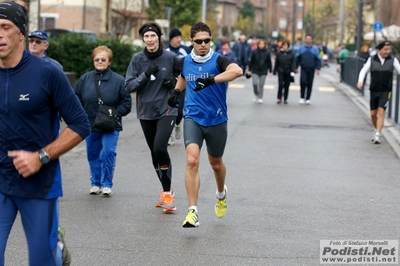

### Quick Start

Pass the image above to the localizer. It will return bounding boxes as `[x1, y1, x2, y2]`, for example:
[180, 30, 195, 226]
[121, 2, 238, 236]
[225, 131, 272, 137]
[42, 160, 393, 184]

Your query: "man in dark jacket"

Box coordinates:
[165, 28, 191, 145]
[233, 35, 252, 75]
[295, 34, 321, 104]
[357, 41, 400, 144]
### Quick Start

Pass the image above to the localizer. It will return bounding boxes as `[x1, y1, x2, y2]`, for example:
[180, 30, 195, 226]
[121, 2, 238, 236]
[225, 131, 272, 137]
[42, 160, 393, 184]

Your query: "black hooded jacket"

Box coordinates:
[274, 49, 296, 75]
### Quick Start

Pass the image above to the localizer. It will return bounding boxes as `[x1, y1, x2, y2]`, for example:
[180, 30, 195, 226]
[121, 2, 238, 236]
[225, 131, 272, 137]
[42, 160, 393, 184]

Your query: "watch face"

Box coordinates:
[39, 150, 50, 164]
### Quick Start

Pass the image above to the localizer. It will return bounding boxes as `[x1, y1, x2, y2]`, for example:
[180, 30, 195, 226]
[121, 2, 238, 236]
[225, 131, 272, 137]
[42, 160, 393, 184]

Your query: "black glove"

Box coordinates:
[163, 78, 177, 90]
[168, 90, 180, 107]
[194, 76, 215, 91]
[145, 65, 159, 78]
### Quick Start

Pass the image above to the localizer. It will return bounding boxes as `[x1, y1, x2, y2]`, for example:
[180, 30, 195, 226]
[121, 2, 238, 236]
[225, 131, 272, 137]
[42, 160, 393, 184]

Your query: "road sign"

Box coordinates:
[373, 21, 384, 32]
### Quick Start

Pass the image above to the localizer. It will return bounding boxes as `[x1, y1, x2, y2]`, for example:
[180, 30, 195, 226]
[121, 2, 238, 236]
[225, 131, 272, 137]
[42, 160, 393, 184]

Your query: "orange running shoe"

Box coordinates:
[155, 189, 174, 208]
[163, 192, 176, 213]
[155, 190, 165, 208]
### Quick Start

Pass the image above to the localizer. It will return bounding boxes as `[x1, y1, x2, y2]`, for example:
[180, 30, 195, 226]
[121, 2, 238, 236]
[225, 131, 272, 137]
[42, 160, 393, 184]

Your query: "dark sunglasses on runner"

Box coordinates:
[193, 38, 212, 45]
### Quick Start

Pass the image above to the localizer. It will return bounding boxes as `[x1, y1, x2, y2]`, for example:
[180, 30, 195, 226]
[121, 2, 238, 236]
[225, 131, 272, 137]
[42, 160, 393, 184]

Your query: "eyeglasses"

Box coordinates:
[29, 39, 45, 44]
[193, 38, 212, 45]
[93, 58, 107, 62]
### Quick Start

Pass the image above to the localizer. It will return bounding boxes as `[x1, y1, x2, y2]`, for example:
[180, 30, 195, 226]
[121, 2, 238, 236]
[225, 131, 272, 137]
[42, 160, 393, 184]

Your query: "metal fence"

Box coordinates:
[343, 56, 400, 125]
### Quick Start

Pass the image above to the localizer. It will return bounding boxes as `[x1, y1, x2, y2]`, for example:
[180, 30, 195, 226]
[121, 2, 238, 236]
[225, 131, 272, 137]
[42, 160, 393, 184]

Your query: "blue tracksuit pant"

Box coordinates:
[86, 130, 119, 188]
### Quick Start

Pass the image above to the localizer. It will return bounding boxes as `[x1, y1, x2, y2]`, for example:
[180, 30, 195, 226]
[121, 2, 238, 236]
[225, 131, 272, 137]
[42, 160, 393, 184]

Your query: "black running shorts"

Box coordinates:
[183, 118, 227, 158]
[370, 91, 391, 110]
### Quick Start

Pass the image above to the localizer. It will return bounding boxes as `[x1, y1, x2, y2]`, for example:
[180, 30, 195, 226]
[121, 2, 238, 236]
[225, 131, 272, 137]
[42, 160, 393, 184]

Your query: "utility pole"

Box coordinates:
[202, 0, 207, 23]
[82, 0, 86, 29]
[339, 0, 345, 45]
[356, 0, 363, 53]
[311, 0, 315, 37]
[292, 0, 297, 45]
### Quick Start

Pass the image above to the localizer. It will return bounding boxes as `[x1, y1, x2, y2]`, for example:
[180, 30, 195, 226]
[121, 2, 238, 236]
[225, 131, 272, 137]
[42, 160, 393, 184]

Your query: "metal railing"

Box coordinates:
[343, 56, 400, 125]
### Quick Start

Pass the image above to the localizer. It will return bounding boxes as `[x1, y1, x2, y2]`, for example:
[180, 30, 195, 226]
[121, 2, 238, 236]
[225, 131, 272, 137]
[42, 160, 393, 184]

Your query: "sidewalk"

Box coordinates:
[321, 63, 400, 158]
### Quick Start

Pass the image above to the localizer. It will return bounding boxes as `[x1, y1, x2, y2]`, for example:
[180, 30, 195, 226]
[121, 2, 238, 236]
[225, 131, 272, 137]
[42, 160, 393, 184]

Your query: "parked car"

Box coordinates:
[46, 28, 97, 41]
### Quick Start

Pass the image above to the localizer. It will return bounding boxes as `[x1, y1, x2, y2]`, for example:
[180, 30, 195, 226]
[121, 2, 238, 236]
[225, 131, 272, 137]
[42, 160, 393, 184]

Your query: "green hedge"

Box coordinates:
[46, 33, 143, 78]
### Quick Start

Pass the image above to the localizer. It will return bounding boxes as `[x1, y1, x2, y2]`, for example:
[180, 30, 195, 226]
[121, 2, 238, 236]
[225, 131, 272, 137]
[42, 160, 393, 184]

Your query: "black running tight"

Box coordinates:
[140, 116, 176, 191]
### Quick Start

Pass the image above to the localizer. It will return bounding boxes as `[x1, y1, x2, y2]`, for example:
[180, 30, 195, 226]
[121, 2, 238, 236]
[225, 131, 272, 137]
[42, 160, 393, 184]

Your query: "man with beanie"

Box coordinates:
[357, 41, 400, 144]
[28, 30, 63, 70]
[0, 1, 91, 265]
[165, 28, 191, 145]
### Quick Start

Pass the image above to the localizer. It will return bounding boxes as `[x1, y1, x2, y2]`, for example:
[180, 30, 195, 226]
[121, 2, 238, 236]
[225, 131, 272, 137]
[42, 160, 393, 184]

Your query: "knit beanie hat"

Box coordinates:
[376, 41, 391, 50]
[169, 28, 182, 40]
[0, 0, 27, 36]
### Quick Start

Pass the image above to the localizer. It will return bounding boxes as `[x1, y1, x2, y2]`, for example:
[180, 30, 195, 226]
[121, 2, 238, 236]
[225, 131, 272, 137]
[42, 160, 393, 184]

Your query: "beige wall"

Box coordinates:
[41, 5, 102, 34]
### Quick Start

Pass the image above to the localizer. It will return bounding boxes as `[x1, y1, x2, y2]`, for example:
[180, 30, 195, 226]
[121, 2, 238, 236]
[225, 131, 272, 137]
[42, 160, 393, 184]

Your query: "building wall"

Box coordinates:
[216, 1, 239, 38]
[41, 5, 102, 34]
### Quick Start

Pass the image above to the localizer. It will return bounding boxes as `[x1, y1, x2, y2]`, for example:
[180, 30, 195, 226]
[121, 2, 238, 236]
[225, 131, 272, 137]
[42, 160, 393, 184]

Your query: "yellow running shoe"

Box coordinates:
[182, 209, 199, 228]
[215, 185, 227, 218]
[58, 226, 72, 266]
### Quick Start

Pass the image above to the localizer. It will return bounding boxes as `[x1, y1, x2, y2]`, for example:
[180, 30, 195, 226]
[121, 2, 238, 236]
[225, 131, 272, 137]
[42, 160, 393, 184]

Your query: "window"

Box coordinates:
[279, 18, 287, 29]
[40, 13, 59, 30]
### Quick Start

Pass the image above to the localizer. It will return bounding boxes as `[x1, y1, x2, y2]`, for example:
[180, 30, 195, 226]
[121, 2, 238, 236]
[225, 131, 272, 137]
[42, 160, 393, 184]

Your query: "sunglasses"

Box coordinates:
[193, 38, 211, 45]
[29, 39, 45, 44]
[93, 58, 107, 62]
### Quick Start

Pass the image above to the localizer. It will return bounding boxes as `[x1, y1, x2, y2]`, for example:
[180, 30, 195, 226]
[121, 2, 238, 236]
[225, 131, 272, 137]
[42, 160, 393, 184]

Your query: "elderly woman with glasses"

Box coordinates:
[74, 45, 132, 196]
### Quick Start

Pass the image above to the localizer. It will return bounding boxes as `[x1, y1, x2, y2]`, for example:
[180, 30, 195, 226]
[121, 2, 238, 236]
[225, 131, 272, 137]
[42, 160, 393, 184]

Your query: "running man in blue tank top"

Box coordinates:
[168, 22, 242, 228]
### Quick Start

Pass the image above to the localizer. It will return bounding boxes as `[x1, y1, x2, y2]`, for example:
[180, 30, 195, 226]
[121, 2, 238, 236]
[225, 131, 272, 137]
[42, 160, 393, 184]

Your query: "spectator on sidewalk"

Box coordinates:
[217, 38, 236, 62]
[359, 45, 370, 63]
[247, 38, 272, 104]
[233, 35, 252, 76]
[0, 1, 91, 265]
[357, 41, 400, 144]
[334, 44, 342, 73]
[168, 22, 242, 228]
[125, 21, 181, 213]
[274, 40, 296, 104]
[295, 34, 321, 105]
[338, 45, 349, 82]
[28, 30, 63, 70]
[165, 28, 191, 145]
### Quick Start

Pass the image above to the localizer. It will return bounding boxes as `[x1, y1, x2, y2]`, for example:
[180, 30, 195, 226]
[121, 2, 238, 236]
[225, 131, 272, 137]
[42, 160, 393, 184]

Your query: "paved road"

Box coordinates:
[5, 64, 400, 266]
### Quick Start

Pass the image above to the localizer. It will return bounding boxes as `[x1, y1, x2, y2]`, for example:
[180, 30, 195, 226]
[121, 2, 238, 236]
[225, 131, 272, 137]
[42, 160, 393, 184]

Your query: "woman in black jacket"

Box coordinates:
[273, 40, 296, 104]
[247, 39, 272, 103]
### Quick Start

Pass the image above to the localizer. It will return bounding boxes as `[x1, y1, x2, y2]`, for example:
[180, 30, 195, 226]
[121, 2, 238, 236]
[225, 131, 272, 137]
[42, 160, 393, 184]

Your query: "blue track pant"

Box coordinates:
[0, 192, 62, 266]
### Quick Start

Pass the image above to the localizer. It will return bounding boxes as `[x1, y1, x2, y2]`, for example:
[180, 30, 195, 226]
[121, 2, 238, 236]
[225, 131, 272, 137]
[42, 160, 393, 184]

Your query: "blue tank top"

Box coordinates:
[182, 52, 228, 126]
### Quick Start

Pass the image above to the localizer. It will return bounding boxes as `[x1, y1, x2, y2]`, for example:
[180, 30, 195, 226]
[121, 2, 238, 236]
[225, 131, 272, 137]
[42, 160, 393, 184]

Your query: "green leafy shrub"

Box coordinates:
[47, 33, 142, 78]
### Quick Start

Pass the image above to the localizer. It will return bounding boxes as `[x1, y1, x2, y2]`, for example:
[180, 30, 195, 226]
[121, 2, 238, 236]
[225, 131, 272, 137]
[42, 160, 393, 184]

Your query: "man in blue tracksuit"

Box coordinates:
[295, 34, 321, 105]
[0, 2, 91, 265]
